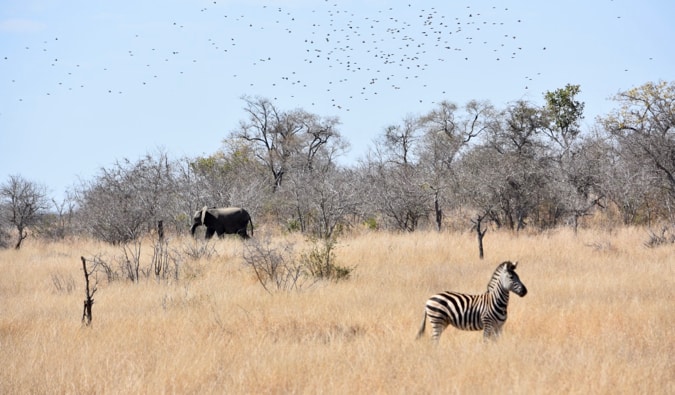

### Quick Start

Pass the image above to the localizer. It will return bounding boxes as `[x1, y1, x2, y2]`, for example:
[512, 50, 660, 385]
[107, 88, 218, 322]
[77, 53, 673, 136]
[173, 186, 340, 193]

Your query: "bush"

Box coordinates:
[301, 237, 352, 281]
[242, 235, 354, 294]
[181, 239, 218, 260]
[82, 238, 184, 284]
[644, 226, 675, 248]
[242, 235, 307, 293]
[363, 217, 378, 230]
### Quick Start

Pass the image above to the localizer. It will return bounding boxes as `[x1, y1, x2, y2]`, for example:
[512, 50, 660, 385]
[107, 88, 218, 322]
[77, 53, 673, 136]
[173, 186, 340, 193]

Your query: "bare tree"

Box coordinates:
[232, 96, 346, 191]
[0, 175, 50, 249]
[601, 81, 675, 222]
[417, 100, 493, 231]
[363, 117, 431, 231]
[189, 147, 270, 215]
[51, 194, 77, 239]
[364, 155, 430, 232]
[456, 145, 501, 223]
[75, 150, 179, 243]
[599, 137, 658, 225]
[235, 97, 292, 189]
[286, 166, 360, 238]
[380, 115, 421, 166]
[33, 193, 77, 241]
[480, 100, 549, 230]
[222, 96, 350, 232]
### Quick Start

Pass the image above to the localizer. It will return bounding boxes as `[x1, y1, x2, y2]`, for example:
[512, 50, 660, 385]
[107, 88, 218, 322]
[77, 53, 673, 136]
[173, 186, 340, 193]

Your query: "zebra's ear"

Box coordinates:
[512, 261, 518, 269]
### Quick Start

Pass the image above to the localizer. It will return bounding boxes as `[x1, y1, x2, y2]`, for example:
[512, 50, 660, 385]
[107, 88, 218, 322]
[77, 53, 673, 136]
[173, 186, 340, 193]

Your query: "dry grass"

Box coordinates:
[1, 228, 673, 394]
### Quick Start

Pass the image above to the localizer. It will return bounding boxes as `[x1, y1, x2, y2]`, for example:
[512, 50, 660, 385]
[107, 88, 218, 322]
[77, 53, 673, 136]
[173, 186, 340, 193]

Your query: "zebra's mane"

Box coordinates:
[486, 261, 512, 292]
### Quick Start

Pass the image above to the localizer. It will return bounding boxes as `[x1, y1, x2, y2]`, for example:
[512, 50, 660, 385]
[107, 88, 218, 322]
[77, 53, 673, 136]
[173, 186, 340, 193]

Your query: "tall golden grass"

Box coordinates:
[1, 228, 673, 394]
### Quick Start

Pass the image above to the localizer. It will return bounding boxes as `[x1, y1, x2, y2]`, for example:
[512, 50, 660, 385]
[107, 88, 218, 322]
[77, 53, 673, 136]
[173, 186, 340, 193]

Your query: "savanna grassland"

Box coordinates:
[1, 228, 673, 394]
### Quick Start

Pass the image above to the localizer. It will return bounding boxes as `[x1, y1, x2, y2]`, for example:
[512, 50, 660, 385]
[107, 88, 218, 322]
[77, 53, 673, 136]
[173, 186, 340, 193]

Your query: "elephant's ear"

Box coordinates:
[200, 206, 208, 225]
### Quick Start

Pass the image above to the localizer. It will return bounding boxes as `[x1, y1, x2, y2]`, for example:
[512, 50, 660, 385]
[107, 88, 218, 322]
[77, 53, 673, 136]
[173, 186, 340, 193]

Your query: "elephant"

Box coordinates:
[190, 206, 253, 239]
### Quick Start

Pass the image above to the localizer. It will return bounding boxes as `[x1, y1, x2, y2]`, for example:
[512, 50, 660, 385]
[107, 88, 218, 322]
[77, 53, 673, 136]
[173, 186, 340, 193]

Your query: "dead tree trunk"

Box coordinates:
[434, 190, 443, 232]
[153, 225, 170, 280]
[14, 227, 27, 249]
[81, 256, 97, 326]
[471, 214, 488, 260]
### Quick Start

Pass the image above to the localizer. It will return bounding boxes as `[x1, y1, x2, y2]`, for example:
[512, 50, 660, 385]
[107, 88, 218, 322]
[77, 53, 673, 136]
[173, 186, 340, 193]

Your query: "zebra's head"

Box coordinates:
[490, 261, 528, 297]
[504, 261, 527, 297]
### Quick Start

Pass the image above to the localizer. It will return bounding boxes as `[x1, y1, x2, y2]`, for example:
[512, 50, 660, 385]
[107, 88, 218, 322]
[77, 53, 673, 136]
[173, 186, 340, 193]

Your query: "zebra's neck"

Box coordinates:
[486, 266, 506, 292]
[487, 280, 509, 299]
[486, 278, 510, 315]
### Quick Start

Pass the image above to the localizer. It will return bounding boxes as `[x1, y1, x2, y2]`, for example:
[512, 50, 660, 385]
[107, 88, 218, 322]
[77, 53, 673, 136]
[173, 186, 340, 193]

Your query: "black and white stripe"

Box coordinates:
[417, 261, 528, 341]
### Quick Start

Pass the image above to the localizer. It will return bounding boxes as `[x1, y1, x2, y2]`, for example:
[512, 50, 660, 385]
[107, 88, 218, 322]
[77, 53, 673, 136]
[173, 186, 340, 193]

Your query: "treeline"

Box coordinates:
[1, 81, 674, 247]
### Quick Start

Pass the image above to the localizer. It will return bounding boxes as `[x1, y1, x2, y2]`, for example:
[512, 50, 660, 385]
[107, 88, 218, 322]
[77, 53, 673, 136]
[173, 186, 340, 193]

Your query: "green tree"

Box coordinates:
[543, 83, 585, 156]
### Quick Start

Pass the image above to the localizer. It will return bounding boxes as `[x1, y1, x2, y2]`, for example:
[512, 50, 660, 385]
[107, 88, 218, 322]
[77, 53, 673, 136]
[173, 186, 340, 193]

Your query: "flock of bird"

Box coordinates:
[218, 2, 539, 109]
[1, 1, 628, 114]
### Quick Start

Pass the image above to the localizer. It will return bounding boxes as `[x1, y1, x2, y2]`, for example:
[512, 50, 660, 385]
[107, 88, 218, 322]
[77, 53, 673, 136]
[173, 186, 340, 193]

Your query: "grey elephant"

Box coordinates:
[190, 206, 253, 239]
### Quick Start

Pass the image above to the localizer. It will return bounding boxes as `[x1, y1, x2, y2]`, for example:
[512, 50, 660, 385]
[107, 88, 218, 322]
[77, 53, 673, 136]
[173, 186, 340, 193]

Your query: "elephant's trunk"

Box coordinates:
[190, 206, 209, 236]
[200, 206, 208, 226]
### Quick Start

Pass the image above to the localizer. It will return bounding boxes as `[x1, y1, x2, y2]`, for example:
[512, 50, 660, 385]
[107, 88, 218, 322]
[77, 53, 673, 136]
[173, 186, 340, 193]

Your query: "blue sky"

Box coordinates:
[1, 0, 673, 201]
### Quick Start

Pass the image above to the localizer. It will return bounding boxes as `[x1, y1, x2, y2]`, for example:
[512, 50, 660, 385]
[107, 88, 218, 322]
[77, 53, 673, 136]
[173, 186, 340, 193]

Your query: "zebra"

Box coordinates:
[416, 261, 527, 341]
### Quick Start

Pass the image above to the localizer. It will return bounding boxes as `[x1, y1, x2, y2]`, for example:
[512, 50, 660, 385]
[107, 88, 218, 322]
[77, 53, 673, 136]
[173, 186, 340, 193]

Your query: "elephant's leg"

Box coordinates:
[205, 228, 216, 239]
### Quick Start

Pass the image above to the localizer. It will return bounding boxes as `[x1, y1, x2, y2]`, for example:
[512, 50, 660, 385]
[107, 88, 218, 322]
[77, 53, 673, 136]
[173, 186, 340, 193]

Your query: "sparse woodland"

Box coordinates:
[2, 82, 675, 247]
[1, 82, 674, 393]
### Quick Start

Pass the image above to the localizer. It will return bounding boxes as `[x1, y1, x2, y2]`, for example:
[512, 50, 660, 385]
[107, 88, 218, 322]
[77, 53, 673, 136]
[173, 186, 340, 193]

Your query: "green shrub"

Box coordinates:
[301, 237, 353, 281]
[364, 217, 378, 230]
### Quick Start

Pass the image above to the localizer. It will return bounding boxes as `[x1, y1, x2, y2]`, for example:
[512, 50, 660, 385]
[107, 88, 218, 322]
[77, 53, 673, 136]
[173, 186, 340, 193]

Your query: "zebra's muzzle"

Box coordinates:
[515, 285, 527, 297]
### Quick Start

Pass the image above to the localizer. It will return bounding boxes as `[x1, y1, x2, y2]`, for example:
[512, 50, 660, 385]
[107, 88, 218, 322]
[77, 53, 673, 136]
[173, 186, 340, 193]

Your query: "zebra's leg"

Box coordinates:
[430, 320, 447, 342]
[482, 323, 500, 341]
[492, 323, 504, 339]
[416, 310, 427, 340]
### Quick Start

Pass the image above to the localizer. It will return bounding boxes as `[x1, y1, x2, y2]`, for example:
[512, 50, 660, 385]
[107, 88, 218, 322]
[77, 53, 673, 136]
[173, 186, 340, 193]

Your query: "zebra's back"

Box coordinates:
[425, 291, 486, 332]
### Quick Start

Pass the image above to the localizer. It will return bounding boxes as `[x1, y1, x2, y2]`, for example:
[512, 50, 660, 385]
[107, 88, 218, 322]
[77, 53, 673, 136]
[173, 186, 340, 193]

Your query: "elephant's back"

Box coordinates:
[220, 207, 246, 215]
